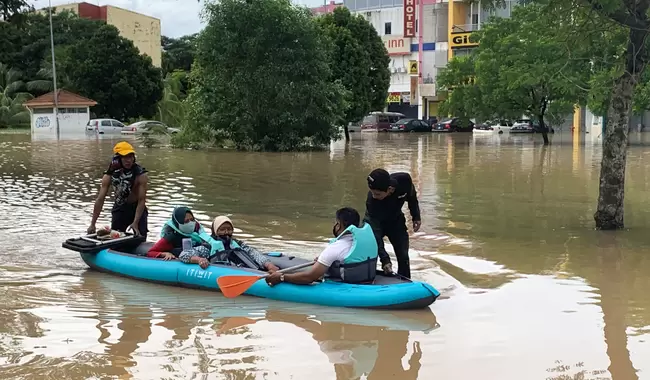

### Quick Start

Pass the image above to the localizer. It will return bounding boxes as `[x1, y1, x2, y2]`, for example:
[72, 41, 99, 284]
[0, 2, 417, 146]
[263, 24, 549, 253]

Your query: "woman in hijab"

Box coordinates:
[147, 206, 212, 268]
[211, 216, 279, 272]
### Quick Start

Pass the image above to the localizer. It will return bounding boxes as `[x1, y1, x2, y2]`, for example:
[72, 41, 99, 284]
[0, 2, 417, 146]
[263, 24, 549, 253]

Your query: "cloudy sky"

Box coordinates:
[30, 0, 327, 37]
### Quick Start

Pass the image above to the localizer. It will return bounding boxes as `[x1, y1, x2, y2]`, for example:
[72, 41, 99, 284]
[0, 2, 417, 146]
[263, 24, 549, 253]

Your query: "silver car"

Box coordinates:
[121, 120, 179, 135]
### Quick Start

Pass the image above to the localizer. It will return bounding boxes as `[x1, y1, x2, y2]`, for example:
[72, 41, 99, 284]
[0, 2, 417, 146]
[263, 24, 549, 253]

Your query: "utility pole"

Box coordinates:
[48, 0, 60, 137]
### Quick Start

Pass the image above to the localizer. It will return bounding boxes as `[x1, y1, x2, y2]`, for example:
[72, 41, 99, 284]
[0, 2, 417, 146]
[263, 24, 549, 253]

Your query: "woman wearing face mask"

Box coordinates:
[147, 206, 211, 268]
[210, 216, 280, 272]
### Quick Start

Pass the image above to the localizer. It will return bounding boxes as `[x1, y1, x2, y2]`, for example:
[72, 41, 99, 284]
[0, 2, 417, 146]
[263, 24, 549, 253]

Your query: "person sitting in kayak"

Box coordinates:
[265, 207, 378, 286]
[147, 208, 279, 272]
[210, 216, 279, 272]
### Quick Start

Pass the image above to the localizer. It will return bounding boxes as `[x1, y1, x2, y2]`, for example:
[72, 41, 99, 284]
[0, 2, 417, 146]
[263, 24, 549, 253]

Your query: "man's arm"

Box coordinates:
[405, 176, 421, 222]
[132, 173, 148, 230]
[282, 262, 329, 284]
[90, 175, 111, 227]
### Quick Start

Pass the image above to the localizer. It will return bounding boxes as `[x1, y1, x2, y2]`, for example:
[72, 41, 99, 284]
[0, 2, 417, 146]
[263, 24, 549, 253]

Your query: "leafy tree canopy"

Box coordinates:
[317, 7, 390, 127]
[438, 3, 593, 142]
[162, 34, 197, 75]
[185, 0, 347, 151]
[57, 24, 163, 121]
[0, 0, 32, 22]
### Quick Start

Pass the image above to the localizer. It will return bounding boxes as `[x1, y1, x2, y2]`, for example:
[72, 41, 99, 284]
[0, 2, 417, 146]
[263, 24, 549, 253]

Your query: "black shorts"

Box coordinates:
[111, 203, 149, 238]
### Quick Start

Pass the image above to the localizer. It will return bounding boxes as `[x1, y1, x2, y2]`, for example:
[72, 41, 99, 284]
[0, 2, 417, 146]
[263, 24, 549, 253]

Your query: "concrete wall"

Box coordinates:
[105, 6, 161, 67]
[30, 107, 91, 140]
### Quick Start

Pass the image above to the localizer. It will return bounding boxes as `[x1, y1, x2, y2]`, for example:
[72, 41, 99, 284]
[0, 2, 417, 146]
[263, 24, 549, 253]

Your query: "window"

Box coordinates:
[101, 120, 112, 126]
[33, 108, 53, 114]
[77, 108, 87, 113]
[112, 120, 125, 128]
[384, 22, 392, 35]
[378, 115, 390, 123]
[471, 14, 479, 26]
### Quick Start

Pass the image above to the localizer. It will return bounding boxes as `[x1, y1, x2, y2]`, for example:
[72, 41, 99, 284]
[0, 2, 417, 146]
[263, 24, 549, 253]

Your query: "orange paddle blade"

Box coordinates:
[217, 275, 265, 298]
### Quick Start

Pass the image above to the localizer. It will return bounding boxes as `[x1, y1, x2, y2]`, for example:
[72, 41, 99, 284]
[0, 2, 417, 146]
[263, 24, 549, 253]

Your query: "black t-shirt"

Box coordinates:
[104, 162, 148, 210]
[364, 172, 421, 225]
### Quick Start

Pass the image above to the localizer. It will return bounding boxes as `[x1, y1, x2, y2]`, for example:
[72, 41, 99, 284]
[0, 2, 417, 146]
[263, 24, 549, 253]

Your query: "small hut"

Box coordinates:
[23, 90, 97, 138]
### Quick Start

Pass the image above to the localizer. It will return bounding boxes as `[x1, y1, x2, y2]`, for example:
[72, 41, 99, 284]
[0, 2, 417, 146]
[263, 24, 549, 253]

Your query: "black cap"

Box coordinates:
[367, 169, 391, 191]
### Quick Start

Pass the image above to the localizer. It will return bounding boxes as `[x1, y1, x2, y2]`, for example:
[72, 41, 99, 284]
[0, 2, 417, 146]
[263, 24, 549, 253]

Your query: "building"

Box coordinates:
[24, 90, 97, 140]
[341, 0, 519, 120]
[42, 2, 161, 67]
[311, 1, 344, 15]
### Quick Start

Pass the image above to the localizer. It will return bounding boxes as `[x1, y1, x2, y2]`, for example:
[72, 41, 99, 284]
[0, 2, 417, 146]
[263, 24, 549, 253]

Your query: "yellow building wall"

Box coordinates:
[38, 3, 79, 16]
[448, 0, 468, 60]
[105, 6, 162, 67]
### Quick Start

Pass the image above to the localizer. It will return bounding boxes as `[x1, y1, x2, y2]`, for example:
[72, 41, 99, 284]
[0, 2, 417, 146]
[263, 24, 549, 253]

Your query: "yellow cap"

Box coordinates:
[113, 141, 135, 156]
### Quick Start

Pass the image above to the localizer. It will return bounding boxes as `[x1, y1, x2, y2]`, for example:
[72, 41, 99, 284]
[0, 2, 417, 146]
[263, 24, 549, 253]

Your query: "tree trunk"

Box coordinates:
[538, 114, 549, 145]
[594, 27, 648, 229]
[344, 124, 350, 141]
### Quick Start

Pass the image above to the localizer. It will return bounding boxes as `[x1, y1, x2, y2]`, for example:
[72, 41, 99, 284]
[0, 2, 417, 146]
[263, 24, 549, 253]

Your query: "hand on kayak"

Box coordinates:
[198, 257, 209, 269]
[266, 272, 283, 286]
[160, 252, 176, 261]
[382, 263, 393, 274]
[128, 223, 141, 236]
[87, 224, 96, 235]
[413, 220, 421, 232]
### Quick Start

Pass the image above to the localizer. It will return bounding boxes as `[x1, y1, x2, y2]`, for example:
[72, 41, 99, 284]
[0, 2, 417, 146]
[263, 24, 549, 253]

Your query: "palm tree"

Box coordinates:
[0, 63, 52, 128]
[156, 71, 186, 128]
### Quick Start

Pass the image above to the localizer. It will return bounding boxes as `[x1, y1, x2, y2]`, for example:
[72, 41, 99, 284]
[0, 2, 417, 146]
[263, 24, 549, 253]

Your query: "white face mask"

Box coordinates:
[179, 221, 197, 234]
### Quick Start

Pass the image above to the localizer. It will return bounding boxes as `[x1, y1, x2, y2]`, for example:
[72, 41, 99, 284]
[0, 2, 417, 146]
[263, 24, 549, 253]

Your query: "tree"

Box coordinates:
[317, 7, 390, 140]
[0, 0, 32, 23]
[56, 24, 163, 121]
[156, 71, 187, 127]
[185, 0, 347, 151]
[475, 0, 650, 230]
[0, 63, 51, 128]
[161, 34, 197, 76]
[438, 3, 591, 144]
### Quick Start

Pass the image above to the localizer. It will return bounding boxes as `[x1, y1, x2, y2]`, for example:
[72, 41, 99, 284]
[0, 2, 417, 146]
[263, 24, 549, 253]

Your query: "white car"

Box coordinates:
[121, 120, 179, 135]
[86, 118, 126, 134]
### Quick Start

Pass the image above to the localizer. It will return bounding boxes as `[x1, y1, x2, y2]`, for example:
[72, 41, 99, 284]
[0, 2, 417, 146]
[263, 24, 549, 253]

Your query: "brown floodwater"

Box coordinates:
[0, 130, 648, 379]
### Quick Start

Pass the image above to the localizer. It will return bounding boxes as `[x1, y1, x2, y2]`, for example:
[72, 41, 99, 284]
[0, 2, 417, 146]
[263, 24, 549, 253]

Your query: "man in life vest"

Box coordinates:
[265, 207, 378, 286]
[365, 168, 421, 279]
[87, 142, 149, 238]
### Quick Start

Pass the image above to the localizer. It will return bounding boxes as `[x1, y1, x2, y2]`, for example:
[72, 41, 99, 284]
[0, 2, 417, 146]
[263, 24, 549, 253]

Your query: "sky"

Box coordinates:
[30, 0, 328, 38]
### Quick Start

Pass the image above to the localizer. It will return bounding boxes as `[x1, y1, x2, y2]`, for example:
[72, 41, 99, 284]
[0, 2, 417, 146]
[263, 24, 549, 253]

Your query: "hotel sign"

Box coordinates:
[403, 0, 416, 37]
[450, 32, 478, 48]
[382, 36, 411, 55]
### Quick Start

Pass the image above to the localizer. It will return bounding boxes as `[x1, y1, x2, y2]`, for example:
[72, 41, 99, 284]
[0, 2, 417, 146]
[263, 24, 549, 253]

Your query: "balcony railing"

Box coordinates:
[451, 24, 479, 33]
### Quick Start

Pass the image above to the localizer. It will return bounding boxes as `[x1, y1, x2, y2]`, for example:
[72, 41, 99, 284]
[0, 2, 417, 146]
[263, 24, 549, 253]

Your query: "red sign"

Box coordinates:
[403, 0, 416, 37]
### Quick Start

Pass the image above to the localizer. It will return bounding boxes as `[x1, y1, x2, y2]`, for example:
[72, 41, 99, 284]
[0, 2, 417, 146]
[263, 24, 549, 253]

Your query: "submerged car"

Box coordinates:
[121, 120, 179, 135]
[389, 118, 433, 132]
[433, 118, 474, 132]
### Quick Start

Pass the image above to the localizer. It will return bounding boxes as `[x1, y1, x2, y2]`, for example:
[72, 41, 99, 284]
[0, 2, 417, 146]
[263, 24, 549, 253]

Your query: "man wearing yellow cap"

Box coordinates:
[87, 141, 149, 238]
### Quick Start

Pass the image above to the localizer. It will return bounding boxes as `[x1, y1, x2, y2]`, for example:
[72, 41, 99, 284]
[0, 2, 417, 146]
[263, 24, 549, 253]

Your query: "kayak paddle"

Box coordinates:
[217, 261, 314, 298]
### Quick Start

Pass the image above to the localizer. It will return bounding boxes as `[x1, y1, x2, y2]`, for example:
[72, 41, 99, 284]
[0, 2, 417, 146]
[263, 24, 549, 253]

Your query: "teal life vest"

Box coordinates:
[162, 220, 263, 268]
[162, 220, 240, 256]
[327, 223, 378, 284]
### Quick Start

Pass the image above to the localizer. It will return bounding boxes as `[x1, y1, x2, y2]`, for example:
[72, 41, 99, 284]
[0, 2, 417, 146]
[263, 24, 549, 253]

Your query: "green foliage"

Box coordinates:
[0, 0, 32, 22]
[162, 35, 197, 76]
[0, 63, 51, 128]
[155, 72, 187, 128]
[56, 24, 163, 121]
[317, 7, 390, 126]
[185, 0, 347, 151]
[438, 3, 591, 132]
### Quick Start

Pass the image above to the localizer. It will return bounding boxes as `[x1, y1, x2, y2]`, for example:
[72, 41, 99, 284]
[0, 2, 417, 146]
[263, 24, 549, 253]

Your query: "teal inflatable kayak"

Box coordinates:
[63, 234, 440, 310]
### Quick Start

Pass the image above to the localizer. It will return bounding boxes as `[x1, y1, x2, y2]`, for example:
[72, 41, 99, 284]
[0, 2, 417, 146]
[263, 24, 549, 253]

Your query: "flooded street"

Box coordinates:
[0, 131, 649, 379]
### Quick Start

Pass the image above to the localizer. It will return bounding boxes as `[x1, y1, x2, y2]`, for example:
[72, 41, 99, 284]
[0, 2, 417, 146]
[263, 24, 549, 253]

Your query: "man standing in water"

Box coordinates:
[365, 168, 421, 278]
[87, 141, 149, 238]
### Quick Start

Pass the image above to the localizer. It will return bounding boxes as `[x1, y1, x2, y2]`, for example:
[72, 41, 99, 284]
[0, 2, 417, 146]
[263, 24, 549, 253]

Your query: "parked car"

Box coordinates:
[389, 118, 433, 132]
[510, 119, 554, 134]
[121, 120, 180, 135]
[433, 117, 474, 132]
[86, 118, 126, 134]
[472, 123, 497, 134]
[360, 112, 406, 132]
[347, 121, 361, 133]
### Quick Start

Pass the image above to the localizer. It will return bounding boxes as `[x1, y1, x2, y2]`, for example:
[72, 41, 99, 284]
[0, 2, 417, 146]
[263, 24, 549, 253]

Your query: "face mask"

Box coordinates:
[179, 221, 196, 234]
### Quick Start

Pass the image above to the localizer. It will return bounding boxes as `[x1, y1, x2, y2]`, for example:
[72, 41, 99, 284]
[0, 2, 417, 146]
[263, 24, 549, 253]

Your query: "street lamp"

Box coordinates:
[48, 0, 60, 137]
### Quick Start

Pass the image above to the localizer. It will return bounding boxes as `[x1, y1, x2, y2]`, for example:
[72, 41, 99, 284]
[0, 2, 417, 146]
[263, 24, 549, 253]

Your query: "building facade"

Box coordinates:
[43, 2, 161, 67]
[341, 0, 519, 120]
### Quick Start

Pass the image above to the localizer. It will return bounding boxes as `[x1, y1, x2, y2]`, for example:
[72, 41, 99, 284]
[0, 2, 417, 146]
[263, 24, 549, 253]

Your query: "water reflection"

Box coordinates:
[1, 131, 650, 378]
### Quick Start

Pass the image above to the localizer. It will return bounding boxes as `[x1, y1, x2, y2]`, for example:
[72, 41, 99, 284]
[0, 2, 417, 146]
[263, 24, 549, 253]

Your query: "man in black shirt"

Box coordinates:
[364, 168, 421, 278]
